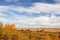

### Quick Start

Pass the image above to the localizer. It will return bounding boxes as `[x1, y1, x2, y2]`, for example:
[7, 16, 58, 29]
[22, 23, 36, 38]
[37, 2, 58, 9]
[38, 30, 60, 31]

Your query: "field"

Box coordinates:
[0, 23, 60, 40]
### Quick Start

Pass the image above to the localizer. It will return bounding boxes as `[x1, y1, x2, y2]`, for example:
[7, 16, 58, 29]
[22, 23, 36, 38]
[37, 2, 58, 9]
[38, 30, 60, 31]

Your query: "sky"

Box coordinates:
[0, 0, 60, 28]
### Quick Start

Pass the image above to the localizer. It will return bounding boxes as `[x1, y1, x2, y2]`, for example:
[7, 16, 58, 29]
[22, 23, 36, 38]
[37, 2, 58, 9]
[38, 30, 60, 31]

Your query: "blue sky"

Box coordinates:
[0, 0, 60, 28]
[0, 0, 56, 6]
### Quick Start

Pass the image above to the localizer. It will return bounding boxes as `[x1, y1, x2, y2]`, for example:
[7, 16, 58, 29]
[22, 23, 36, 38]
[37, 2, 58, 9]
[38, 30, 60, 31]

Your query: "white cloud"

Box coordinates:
[0, 18, 8, 24]
[0, 3, 60, 14]
[0, 3, 60, 28]
[0, 6, 9, 12]
[8, 3, 60, 15]
[0, 13, 6, 16]
[9, 15, 60, 28]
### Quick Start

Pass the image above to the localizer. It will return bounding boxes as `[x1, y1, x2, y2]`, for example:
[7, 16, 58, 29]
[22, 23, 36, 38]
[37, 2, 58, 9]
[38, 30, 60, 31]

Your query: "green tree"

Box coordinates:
[0, 22, 3, 40]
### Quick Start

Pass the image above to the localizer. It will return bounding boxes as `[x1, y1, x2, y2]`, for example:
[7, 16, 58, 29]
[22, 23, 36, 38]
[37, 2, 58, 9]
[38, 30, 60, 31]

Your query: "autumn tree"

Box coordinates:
[4, 24, 17, 40]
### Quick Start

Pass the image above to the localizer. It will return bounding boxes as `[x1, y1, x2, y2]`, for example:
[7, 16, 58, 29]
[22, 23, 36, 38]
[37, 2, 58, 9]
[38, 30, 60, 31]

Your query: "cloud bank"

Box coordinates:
[0, 2, 60, 28]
